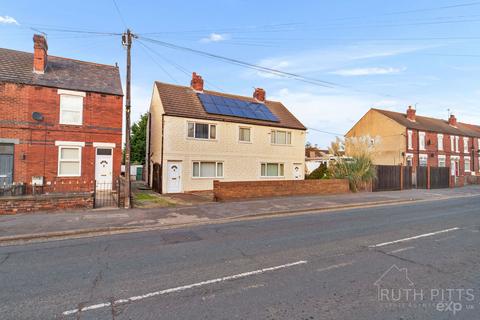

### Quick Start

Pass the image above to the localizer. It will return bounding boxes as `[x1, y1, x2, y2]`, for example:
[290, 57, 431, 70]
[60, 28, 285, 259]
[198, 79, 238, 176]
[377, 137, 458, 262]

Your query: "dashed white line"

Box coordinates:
[368, 227, 460, 248]
[63, 260, 307, 316]
[387, 246, 415, 254]
[316, 261, 354, 272]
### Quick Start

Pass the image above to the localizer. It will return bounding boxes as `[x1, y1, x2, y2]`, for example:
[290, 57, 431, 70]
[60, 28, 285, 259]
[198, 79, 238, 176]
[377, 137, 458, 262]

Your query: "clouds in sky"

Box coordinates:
[330, 67, 406, 76]
[0, 15, 18, 25]
[200, 33, 229, 43]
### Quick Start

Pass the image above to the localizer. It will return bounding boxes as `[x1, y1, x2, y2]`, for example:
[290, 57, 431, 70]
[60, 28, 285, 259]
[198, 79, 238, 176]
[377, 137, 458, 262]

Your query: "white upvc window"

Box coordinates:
[187, 122, 216, 140]
[464, 137, 469, 154]
[438, 155, 446, 167]
[59, 94, 84, 125]
[419, 154, 428, 167]
[57, 146, 82, 177]
[450, 136, 455, 152]
[192, 161, 223, 178]
[261, 162, 285, 177]
[419, 132, 426, 150]
[407, 130, 413, 150]
[239, 127, 251, 143]
[455, 136, 460, 153]
[464, 156, 471, 172]
[271, 130, 292, 145]
[437, 134, 443, 151]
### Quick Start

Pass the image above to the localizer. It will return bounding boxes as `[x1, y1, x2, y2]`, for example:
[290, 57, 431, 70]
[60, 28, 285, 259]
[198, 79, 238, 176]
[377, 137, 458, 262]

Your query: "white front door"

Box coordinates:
[167, 161, 182, 193]
[95, 148, 113, 186]
[293, 163, 303, 180]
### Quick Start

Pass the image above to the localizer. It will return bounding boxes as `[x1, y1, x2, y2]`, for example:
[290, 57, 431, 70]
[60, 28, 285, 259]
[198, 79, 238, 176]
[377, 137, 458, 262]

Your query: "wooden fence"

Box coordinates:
[373, 165, 450, 192]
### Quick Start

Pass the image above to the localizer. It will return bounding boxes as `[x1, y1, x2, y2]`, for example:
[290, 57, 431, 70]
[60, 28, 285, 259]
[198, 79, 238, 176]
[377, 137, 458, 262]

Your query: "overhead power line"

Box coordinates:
[111, 0, 128, 29]
[307, 127, 344, 136]
[139, 36, 341, 88]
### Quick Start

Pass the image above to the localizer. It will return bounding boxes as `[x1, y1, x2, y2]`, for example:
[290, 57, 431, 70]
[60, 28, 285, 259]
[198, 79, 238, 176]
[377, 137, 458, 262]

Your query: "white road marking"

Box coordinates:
[369, 227, 460, 248]
[62, 260, 307, 316]
[317, 261, 354, 272]
[387, 246, 415, 254]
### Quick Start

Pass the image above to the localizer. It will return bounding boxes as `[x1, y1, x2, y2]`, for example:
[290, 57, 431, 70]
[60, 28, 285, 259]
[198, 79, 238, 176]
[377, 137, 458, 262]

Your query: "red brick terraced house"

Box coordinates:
[346, 106, 480, 187]
[0, 35, 123, 193]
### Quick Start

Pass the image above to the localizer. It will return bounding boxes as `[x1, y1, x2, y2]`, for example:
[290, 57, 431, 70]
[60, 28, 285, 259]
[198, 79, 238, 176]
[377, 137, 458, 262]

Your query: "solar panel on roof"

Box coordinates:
[197, 93, 279, 122]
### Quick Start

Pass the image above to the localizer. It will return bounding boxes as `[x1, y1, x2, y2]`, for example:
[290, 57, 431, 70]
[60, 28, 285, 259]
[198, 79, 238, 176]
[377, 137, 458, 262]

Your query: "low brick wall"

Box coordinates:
[0, 192, 94, 215]
[213, 179, 350, 201]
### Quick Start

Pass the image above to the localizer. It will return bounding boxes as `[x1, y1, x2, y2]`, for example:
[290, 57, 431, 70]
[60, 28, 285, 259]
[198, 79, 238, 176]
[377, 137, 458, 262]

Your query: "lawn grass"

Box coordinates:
[134, 192, 176, 207]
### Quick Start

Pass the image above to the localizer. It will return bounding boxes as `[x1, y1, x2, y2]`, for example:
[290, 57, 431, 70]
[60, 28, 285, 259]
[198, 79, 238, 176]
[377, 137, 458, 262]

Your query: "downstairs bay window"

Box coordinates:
[261, 162, 284, 177]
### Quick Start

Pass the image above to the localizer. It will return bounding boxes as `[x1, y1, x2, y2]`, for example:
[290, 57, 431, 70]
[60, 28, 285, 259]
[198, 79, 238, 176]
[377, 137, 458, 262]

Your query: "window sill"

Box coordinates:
[271, 144, 293, 147]
[260, 176, 285, 179]
[186, 137, 218, 142]
[192, 177, 224, 180]
[238, 141, 252, 144]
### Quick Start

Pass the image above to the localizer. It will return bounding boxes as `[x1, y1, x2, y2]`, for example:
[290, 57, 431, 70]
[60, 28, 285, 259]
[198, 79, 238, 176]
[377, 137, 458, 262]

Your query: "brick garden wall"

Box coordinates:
[0, 192, 93, 215]
[213, 179, 350, 201]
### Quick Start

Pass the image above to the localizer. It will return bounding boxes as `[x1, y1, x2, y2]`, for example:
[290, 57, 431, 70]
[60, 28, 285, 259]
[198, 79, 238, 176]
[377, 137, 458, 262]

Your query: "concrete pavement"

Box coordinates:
[0, 195, 479, 319]
[0, 185, 479, 245]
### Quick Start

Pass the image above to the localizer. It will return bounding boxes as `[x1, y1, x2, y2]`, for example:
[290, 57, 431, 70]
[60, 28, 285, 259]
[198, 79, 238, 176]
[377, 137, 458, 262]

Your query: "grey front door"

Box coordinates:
[0, 144, 14, 186]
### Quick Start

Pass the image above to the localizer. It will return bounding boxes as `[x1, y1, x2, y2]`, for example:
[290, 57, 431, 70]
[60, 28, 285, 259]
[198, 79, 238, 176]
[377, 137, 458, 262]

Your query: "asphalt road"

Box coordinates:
[1, 196, 479, 319]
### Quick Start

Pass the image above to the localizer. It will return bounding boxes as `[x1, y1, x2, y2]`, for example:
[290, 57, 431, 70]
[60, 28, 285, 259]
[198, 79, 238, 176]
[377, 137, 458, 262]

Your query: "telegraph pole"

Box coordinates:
[122, 29, 135, 209]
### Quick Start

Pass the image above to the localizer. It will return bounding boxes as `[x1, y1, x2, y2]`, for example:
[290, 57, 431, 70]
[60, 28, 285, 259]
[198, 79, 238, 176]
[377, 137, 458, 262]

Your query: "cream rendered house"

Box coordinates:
[146, 73, 307, 193]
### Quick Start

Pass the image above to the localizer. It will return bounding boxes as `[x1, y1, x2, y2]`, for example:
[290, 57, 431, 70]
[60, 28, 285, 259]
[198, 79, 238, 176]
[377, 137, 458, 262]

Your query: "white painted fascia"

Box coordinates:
[55, 141, 85, 147]
[57, 89, 86, 97]
[93, 142, 116, 148]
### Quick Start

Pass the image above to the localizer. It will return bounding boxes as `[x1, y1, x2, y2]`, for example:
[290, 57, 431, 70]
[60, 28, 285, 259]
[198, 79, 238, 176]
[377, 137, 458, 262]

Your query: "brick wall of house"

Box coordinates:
[0, 192, 93, 215]
[213, 179, 350, 201]
[0, 82, 123, 191]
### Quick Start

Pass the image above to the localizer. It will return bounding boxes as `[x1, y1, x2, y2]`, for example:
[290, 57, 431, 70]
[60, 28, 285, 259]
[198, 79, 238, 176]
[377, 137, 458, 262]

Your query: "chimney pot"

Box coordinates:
[253, 88, 266, 102]
[406, 105, 416, 121]
[33, 34, 48, 74]
[190, 72, 204, 92]
[448, 114, 457, 127]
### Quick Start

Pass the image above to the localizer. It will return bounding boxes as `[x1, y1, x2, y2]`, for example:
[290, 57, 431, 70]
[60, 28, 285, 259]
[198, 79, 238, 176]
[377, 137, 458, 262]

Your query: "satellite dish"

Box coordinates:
[32, 112, 44, 122]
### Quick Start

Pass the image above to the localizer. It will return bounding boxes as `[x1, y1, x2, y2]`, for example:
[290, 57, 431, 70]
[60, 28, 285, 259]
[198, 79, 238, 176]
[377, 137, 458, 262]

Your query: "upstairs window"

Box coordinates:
[59, 94, 84, 125]
[239, 127, 251, 142]
[188, 122, 216, 140]
[437, 134, 443, 151]
[419, 132, 426, 150]
[407, 130, 413, 150]
[464, 137, 469, 154]
[271, 130, 292, 145]
[450, 136, 455, 152]
[455, 136, 460, 153]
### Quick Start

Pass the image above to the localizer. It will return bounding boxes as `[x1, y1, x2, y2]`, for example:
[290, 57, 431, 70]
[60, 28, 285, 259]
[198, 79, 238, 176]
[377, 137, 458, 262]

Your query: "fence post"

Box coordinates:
[93, 180, 96, 209]
[427, 165, 431, 190]
[400, 164, 404, 191]
[117, 179, 121, 208]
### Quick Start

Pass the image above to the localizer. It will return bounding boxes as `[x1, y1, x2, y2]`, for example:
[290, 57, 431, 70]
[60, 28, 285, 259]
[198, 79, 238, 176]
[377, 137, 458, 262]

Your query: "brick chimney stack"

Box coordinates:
[33, 34, 48, 74]
[253, 88, 266, 102]
[190, 72, 204, 92]
[448, 114, 457, 127]
[406, 105, 416, 122]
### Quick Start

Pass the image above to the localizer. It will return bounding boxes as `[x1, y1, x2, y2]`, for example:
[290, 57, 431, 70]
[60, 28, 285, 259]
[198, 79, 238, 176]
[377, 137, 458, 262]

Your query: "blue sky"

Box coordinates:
[1, 0, 480, 147]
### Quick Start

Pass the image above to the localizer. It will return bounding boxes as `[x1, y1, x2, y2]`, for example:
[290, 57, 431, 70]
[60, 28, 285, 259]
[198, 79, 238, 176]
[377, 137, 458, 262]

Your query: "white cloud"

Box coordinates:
[330, 67, 406, 76]
[200, 33, 229, 43]
[0, 16, 18, 25]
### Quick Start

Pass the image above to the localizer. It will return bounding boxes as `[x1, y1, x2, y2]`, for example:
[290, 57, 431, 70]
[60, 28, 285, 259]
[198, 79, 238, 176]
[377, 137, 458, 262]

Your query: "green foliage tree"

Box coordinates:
[306, 163, 327, 179]
[130, 113, 148, 164]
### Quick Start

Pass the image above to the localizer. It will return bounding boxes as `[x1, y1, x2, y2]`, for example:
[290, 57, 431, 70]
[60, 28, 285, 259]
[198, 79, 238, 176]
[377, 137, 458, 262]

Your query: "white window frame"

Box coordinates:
[238, 126, 252, 143]
[57, 145, 82, 177]
[58, 90, 85, 126]
[419, 131, 426, 150]
[450, 136, 455, 152]
[271, 130, 292, 145]
[419, 154, 428, 167]
[407, 130, 413, 150]
[437, 134, 443, 151]
[464, 156, 471, 172]
[187, 122, 217, 140]
[192, 161, 223, 178]
[455, 136, 460, 153]
[438, 155, 446, 168]
[260, 162, 285, 178]
[464, 137, 469, 154]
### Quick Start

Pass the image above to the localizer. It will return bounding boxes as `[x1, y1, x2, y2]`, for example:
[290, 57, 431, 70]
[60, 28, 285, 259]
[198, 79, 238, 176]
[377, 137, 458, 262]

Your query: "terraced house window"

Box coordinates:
[261, 163, 284, 177]
[437, 134, 443, 151]
[192, 161, 223, 178]
[59, 92, 84, 125]
[58, 146, 82, 177]
[271, 130, 291, 145]
[438, 155, 446, 167]
[464, 137, 469, 154]
[419, 132, 426, 150]
[187, 122, 216, 140]
[465, 157, 471, 172]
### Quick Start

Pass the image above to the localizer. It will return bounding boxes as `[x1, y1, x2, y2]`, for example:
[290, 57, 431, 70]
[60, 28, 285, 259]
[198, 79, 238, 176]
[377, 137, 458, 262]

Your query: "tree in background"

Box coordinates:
[306, 163, 328, 179]
[130, 113, 148, 164]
